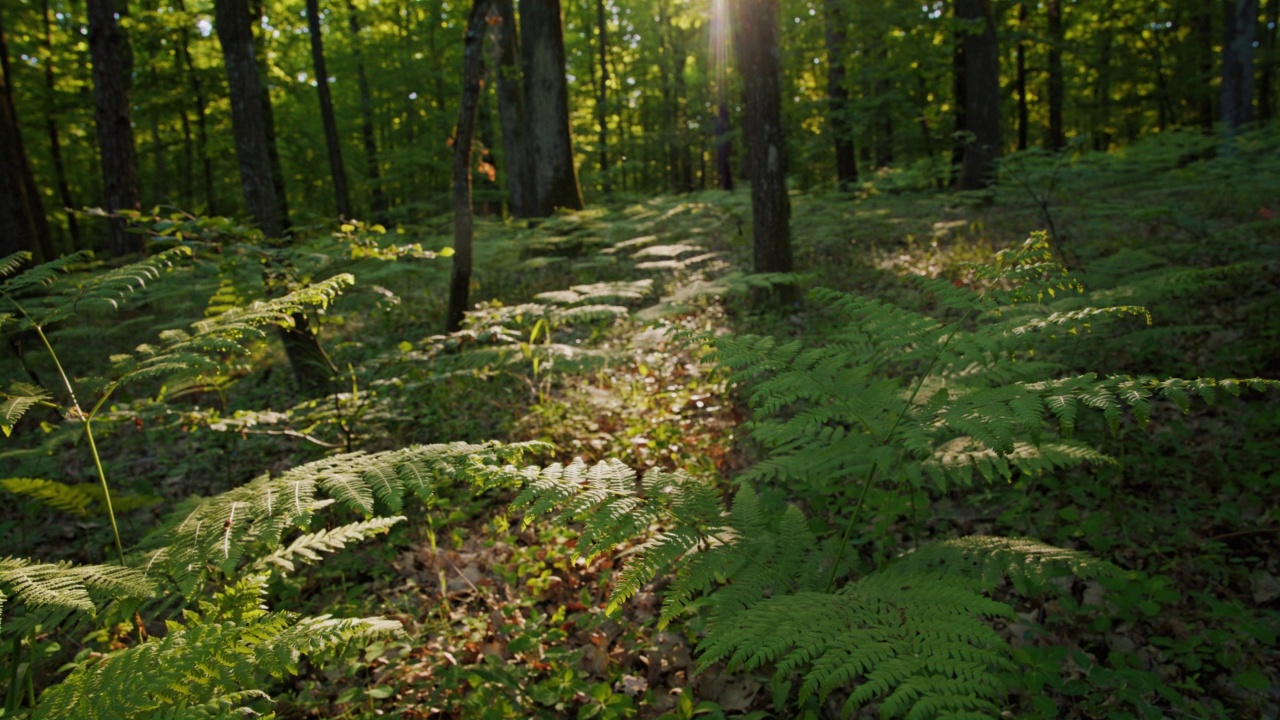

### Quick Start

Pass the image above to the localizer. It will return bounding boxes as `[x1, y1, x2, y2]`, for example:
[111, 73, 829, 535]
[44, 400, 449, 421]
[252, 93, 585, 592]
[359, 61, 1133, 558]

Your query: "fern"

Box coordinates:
[0, 557, 156, 639]
[32, 574, 400, 720]
[1, 478, 162, 517]
[140, 441, 548, 595]
[514, 234, 1275, 718]
[0, 382, 51, 437]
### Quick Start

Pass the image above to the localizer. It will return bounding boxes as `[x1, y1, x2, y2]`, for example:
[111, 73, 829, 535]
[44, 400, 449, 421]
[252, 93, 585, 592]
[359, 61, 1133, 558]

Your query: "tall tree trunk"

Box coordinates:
[215, 0, 285, 236]
[0, 12, 53, 261]
[715, 103, 733, 191]
[493, 0, 532, 216]
[176, 0, 216, 214]
[1015, 2, 1028, 152]
[348, 0, 387, 220]
[251, 0, 289, 231]
[874, 53, 894, 168]
[950, 13, 966, 186]
[216, 0, 334, 397]
[1094, 21, 1114, 150]
[519, 0, 584, 215]
[86, 0, 142, 255]
[1046, 0, 1065, 150]
[447, 0, 489, 333]
[824, 0, 857, 188]
[1198, 5, 1217, 131]
[956, 0, 1000, 190]
[712, 0, 733, 191]
[596, 0, 610, 193]
[306, 0, 352, 218]
[1222, 0, 1259, 129]
[1261, 0, 1278, 121]
[40, 0, 81, 249]
[147, 50, 168, 205]
[734, 0, 795, 305]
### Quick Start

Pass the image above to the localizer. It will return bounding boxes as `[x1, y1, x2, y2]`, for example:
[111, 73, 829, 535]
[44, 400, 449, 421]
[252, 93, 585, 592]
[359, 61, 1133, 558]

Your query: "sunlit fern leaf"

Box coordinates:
[252, 517, 405, 575]
[0, 251, 91, 301]
[0, 557, 156, 641]
[888, 536, 1124, 594]
[0, 251, 30, 279]
[33, 574, 400, 720]
[142, 442, 547, 595]
[1, 382, 51, 436]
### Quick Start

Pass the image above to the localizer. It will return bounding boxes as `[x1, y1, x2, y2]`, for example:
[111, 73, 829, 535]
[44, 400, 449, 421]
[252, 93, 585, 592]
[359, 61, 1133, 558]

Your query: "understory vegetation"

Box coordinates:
[2, 129, 1279, 719]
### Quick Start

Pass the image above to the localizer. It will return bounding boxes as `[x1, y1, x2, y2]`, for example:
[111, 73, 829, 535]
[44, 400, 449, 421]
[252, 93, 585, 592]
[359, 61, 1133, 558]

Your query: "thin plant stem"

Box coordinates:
[32, 324, 126, 565]
[824, 308, 977, 592]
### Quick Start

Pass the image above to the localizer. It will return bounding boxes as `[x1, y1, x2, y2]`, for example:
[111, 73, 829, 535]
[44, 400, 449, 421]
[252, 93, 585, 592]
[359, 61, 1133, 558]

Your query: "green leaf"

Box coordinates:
[1233, 669, 1270, 691]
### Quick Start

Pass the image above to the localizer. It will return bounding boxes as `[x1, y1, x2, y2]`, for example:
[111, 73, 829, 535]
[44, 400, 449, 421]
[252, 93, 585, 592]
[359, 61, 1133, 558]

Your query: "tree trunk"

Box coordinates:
[447, 0, 489, 333]
[215, 0, 286, 236]
[348, 0, 387, 220]
[1261, 0, 1278, 121]
[493, 0, 532, 217]
[956, 0, 1000, 191]
[175, 0, 216, 214]
[519, 0, 584, 216]
[1015, 2, 1028, 152]
[306, 0, 352, 218]
[0, 13, 53, 261]
[950, 14, 966, 186]
[734, 0, 795, 305]
[595, 0, 610, 193]
[1046, 0, 1065, 150]
[40, 0, 81, 249]
[1198, 5, 1217, 131]
[216, 0, 334, 397]
[86, 0, 142, 255]
[824, 0, 857, 188]
[1222, 0, 1259, 129]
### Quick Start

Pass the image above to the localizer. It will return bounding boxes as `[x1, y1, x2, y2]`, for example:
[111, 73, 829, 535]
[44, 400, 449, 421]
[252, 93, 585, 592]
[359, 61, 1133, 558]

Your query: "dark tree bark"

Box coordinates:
[596, 0, 610, 193]
[1222, 0, 1259, 129]
[734, 0, 796, 305]
[447, 0, 489, 333]
[493, 0, 532, 216]
[824, 0, 857, 188]
[40, 0, 81, 248]
[715, 102, 733, 191]
[874, 53, 894, 168]
[950, 13, 966, 185]
[0, 12, 53, 261]
[1261, 0, 1278, 121]
[175, 0, 216, 213]
[1198, 5, 1217, 131]
[348, 0, 387, 220]
[518, 0, 584, 216]
[1046, 0, 1065, 150]
[216, 0, 335, 397]
[955, 0, 1000, 190]
[1015, 2, 1028, 152]
[86, 0, 143, 255]
[215, 0, 286, 236]
[306, 0, 352, 218]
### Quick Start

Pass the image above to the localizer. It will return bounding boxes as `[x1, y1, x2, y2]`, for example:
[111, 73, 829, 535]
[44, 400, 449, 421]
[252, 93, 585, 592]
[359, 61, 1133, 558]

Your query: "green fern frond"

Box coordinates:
[1, 382, 53, 436]
[0, 557, 157, 639]
[33, 574, 400, 719]
[143, 441, 548, 594]
[253, 517, 405, 574]
[1, 477, 163, 517]
[0, 251, 30, 279]
[0, 251, 91, 301]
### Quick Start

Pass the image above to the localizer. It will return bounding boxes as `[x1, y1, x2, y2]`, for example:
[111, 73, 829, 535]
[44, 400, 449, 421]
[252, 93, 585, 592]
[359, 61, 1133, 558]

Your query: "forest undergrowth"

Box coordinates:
[2, 129, 1279, 719]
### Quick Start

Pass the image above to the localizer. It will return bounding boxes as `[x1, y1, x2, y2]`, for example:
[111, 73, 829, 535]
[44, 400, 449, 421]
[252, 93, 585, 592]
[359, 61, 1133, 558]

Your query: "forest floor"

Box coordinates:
[3, 129, 1279, 718]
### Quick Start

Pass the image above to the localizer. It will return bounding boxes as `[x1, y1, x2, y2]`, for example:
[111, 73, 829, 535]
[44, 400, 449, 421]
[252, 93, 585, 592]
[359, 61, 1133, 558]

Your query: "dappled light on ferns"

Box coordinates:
[516, 233, 1276, 718]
